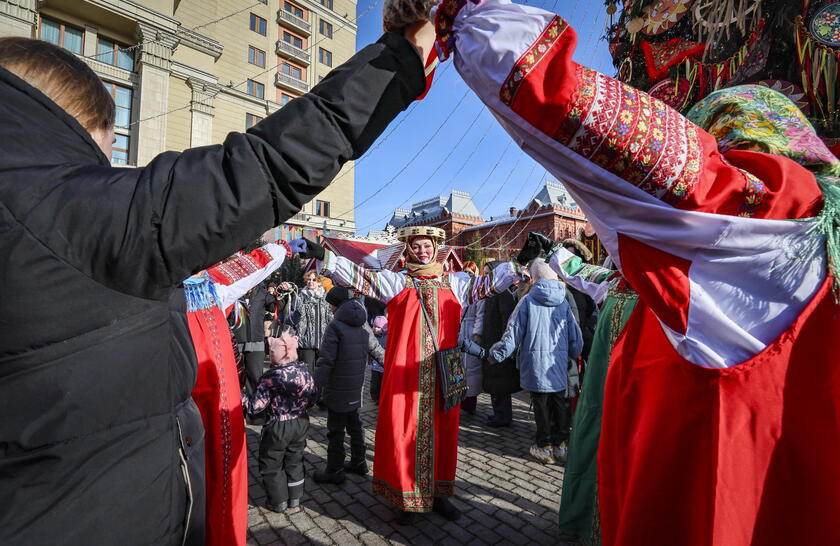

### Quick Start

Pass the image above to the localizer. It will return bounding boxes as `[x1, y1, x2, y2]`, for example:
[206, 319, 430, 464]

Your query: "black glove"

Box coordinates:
[516, 232, 555, 265]
[296, 237, 325, 261]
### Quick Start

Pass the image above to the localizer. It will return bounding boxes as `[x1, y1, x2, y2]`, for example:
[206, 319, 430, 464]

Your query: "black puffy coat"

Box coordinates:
[0, 32, 423, 545]
[315, 300, 384, 412]
[481, 280, 522, 396]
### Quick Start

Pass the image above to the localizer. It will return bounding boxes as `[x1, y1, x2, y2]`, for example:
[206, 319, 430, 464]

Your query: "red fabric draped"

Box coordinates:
[599, 276, 840, 545]
[187, 306, 248, 546]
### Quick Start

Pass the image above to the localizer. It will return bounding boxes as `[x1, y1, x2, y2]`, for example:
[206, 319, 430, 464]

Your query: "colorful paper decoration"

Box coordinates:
[649, 78, 695, 110]
[641, 0, 693, 36]
[641, 38, 705, 81]
[755, 80, 811, 115]
[810, 2, 840, 47]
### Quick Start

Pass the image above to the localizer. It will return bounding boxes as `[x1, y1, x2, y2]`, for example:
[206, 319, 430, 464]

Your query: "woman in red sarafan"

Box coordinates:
[184, 242, 288, 546]
[292, 228, 522, 522]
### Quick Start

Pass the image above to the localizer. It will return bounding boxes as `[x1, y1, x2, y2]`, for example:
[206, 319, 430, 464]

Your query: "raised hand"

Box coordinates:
[289, 237, 325, 261]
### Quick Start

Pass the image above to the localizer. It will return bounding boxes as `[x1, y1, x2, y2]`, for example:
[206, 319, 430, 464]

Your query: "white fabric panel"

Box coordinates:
[214, 243, 287, 312]
[449, 0, 826, 367]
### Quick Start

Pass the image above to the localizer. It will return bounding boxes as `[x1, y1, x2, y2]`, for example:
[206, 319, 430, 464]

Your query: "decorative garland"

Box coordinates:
[795, 14, 840, 135]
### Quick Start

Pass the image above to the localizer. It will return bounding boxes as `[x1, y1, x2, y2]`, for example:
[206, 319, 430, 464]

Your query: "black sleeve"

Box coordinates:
[31, 33, 425, 298]
[314, 322, 339, 393]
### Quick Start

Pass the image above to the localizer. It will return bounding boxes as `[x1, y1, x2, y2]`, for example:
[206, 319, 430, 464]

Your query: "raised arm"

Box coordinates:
[450, 261, 522, 306]
[442, 0, 827, 367]
[24, 33, 426, 299]
[317, 249, 407, 304]
[208, 242, 288, 312]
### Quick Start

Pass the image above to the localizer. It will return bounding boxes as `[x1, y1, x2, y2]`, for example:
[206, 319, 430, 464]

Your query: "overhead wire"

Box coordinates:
[352, 96, 487, 231]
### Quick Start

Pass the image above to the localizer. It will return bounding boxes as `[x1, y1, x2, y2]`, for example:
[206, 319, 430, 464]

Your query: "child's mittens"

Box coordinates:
[382, 0, 438, 33]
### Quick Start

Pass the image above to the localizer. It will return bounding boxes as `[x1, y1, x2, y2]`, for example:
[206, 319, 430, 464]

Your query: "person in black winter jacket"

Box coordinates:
[0, 21, 432, 545]
[233, 282, 277, 396]
[313, 287, 384, 484]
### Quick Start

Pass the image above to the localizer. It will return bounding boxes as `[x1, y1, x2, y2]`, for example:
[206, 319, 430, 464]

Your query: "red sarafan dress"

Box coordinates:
[185, 243, 287, 546]
[441, 0, 840, 543]
[318, 250, 520, 511]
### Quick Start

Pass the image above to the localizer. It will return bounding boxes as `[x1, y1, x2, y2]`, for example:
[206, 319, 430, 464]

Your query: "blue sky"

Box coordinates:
[346, 0, 616, 235]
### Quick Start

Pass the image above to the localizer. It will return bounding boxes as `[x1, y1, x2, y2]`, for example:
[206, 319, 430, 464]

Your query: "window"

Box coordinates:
[246, 79, 265, 99]
[40, 17, 83, 55]
[246, 113, 264, 129]
[102, 82, 133, 128]
[319, 20, 333, 38]
[249, 13, 267, 35]
[112, 134, 130, 165]
[248, 46, 266, 67]
[315, 200, 330, 217]
[281, 62, 303, 80]
[319, 48, 332, 67]
[320, 0, 333, 10]
[282, 31, 303, 49]
[284, 2, 305, 19]
[97, 36, 134, 71]
[280, 93, 297, 106]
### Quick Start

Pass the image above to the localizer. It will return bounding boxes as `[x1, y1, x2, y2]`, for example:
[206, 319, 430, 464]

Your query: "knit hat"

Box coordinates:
[326, 286, 352, 307]
[528, 259, 559, 281]
[372, 315, 388, 333]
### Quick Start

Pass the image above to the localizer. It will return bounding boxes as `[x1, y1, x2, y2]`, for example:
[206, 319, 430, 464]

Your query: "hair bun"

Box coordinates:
[382, 0, 438, 33]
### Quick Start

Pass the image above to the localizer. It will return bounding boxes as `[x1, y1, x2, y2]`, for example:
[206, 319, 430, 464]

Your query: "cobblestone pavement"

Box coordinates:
[246, 386, 566, 546]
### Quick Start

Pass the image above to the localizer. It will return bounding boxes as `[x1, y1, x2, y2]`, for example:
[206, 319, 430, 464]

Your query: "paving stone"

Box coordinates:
[248, 379, 570, 544]
[360, 531, 390, 546]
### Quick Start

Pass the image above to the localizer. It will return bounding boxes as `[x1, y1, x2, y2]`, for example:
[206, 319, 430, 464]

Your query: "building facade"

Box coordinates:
[386, 189, 485, 242]
[383, 181, 587, 261]
[0, 0, 359, 235]
[458, 181, 587, 254]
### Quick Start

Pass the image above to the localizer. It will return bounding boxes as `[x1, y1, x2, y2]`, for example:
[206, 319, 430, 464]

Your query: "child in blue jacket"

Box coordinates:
[490, 259, 582, 464]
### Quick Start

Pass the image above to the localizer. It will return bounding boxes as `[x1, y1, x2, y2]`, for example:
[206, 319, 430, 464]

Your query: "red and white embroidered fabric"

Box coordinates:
[436, 0, 827, 368]
[441, 2, 840, 544]
[208, 243, 287, 315]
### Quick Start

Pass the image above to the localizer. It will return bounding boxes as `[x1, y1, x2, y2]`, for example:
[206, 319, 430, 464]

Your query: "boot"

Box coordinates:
[313, 469, 346, 485]
[433, 497, 461, 521]
[343, 459, 368, 475]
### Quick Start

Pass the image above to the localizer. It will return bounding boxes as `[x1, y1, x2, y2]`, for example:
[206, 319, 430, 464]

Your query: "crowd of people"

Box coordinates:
[1, 0, 838, 544]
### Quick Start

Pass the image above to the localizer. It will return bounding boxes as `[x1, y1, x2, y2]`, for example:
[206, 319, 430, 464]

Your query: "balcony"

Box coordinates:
[276, 39, 310, 66]
[277, 9, 311, 36]
[275, 72, 309, 94]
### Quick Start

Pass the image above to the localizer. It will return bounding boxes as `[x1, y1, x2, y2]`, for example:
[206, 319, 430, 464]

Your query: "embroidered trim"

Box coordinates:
[208, 248, 272, 285]
[277, 239, 292, 256]
[434, 0, 480, 61]
[200, 307, 233, 518]
[373, 478, 438, 512]
[414, 281, 437, 508]
[500, 16, 570, 107]
[558, 65, 703, 204]
[739, 172, 768, 218]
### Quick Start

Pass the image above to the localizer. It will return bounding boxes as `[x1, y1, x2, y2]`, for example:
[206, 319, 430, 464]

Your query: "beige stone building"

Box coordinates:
[0, 0, 359, 235]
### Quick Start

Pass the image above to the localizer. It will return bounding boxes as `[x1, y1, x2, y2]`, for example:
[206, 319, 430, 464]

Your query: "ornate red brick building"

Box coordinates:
[456, 181, 587, 258]
[386, 190, 485, 241]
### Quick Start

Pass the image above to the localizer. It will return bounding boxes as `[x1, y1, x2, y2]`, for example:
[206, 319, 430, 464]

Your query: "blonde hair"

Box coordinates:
[0, 37, 114, 131]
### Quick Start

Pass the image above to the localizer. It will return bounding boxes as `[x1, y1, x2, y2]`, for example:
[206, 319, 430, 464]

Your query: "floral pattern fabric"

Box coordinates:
[241, 361, 318, 423]
[687, 85, 840, 180]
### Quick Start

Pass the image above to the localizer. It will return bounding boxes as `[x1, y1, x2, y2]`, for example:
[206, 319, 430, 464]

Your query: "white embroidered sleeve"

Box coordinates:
[450, 261, 523, 307]
[317, 250, 406, 303]
[215, 243, 287, 311]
